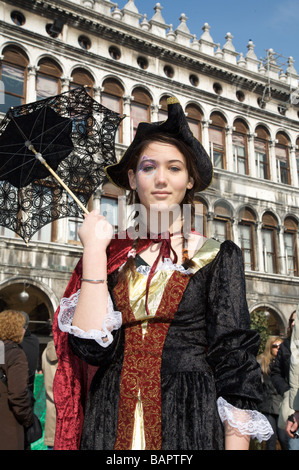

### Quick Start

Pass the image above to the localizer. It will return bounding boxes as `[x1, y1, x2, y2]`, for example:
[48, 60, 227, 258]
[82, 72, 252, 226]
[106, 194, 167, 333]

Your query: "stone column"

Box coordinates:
[256, 221, 264, 272]
[278, 224, 287, 275]
[93, 86, 103, 103]
[61, 77, 72, 92]
[247, 133, 256, 178]
[269, 139, 278, 183]
[123, 95, 133, 147]
[207, 211, 214, 239]
[232, 218, 239, 246]
[27, 65, 39, 103]
[289, 144, 298, 187]
[202, 119, 211, 153]
[225, 125, 234, 172]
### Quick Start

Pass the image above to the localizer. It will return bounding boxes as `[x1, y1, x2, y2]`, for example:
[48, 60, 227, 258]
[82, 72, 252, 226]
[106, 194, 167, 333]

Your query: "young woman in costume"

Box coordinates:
[53, 97, 272, 450]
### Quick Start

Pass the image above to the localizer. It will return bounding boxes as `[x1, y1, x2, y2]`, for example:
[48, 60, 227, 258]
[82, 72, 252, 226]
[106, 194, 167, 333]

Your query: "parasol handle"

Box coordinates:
[26, 142, 89, 215]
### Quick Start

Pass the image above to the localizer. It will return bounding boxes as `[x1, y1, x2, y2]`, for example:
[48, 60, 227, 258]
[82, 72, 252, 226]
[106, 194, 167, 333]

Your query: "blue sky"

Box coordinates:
[126, 0, 299, 74]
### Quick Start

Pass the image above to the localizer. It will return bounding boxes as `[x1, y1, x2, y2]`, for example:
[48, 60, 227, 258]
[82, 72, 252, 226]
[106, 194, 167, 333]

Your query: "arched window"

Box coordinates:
[130, 88, 151, 139]
[213, 201, 232, 242]
[101, 78, 124, 144]
[262, 212, 278, 274]
[36, 58, 62, 100]
[232, 119, 248, 175]
[250, 307, 284, 337]
[185, 103, 203, 141]
[284, 216, 298, 276]
[0, 46, 28, 113]
[238, 207, 256, 271]
[209, 112, 226, 169]
[71, 68, 94, 95]
[255, 126, 270, 180]
[275, 132, 290, 185]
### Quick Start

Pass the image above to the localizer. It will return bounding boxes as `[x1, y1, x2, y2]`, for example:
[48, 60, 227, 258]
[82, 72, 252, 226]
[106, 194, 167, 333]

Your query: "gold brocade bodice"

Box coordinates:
[128, 237, 220, 322]
[113, 237, 220, 450]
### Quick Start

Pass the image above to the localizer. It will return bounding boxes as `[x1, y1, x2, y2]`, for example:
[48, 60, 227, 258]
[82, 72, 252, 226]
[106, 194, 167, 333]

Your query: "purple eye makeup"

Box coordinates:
[138, 156, 157, 174]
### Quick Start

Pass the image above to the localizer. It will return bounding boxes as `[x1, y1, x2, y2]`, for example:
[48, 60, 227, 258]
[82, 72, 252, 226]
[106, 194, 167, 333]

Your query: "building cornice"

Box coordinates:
[3, 0, 296, 106]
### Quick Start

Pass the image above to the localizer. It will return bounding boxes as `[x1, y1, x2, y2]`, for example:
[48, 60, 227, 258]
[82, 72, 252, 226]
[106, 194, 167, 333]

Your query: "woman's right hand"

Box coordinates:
[78, 209, 114, 251]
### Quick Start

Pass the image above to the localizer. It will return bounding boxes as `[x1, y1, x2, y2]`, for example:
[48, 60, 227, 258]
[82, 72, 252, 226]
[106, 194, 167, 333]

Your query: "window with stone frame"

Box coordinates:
[254, 126, 270, 180]
[130, 87, 152, 139]
[0, 46, 28, 114]
[208, 112, 226, 170]
[232, 119, 249, 175]
[275, 132, 290, 185]
[185, 103, 203, 142]
[284, 216, 298, 277]
[101, 78, 124, 144]
[238, 207, 256, 271]
[36, 58, 62, 100]
[213, 201, 232, 242]
[262, 212, 278, 274]
[71, 68, 94, 95]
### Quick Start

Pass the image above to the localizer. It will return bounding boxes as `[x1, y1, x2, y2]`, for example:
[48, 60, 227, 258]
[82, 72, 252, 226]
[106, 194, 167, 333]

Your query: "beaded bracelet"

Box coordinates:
[81, 278, 107, 284]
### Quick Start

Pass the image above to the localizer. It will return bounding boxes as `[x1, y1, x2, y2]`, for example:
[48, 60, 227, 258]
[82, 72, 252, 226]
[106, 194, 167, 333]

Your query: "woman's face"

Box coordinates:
[128, 141, 194, 214]
[271, 340, 282, 357]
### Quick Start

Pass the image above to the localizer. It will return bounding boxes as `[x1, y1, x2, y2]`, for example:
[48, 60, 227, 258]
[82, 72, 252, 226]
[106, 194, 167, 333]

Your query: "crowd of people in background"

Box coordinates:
[0, 307, 298, 450]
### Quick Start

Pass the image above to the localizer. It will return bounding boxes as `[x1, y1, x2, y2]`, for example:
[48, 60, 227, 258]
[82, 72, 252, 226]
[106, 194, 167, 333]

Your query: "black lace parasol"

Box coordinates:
[0, 86, 124, 244]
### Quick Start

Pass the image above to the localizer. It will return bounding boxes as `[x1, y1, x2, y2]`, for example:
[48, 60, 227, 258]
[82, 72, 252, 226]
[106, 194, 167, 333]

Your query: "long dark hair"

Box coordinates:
[119, 132, 201, 279]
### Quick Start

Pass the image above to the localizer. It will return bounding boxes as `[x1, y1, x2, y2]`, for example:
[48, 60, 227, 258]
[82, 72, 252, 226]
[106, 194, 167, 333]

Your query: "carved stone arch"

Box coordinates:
[0, 276, 59, 339]
[237, 204, 258, 223]
[214, 198, 234, 217]
[255, 123, 271, 140]
[209, 109, 228, 125]
[1, 43, 30, 64]
[249, 302, 285, 336]
[36, 54, 64, 76]
[131, 84, 153, 104]
[284, 213, 299, 227]
[233, 116, 250, 133]
[276, 128, 292, 145]
[102, 75, 125, 95]
[261, 209, 281, 227]
[71, 66, 95, 89]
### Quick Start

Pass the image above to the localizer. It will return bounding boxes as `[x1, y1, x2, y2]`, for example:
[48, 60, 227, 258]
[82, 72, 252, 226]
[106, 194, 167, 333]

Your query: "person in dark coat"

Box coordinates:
[258, 336, 288, 450]
[20, 312, 39, 399]
[271, 311, 299, 450]
[0, 310, 34, 450]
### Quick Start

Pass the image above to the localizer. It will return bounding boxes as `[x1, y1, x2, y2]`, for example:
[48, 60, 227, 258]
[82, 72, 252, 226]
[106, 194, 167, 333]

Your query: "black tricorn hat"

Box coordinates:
[105, 96, 213, 192]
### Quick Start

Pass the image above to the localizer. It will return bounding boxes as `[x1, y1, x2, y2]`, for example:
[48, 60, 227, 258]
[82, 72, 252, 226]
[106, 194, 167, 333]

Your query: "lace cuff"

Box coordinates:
[217, 397, 273, 443]
[58, 289, 122, 348]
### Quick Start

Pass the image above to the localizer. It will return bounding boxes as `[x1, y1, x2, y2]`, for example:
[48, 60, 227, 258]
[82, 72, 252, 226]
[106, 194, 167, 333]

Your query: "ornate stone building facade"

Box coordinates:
[0, 0, 298, 346]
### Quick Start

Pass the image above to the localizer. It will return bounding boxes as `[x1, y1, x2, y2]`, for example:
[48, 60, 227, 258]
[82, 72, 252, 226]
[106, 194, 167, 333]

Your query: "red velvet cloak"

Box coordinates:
[52, 233, 154, 450]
